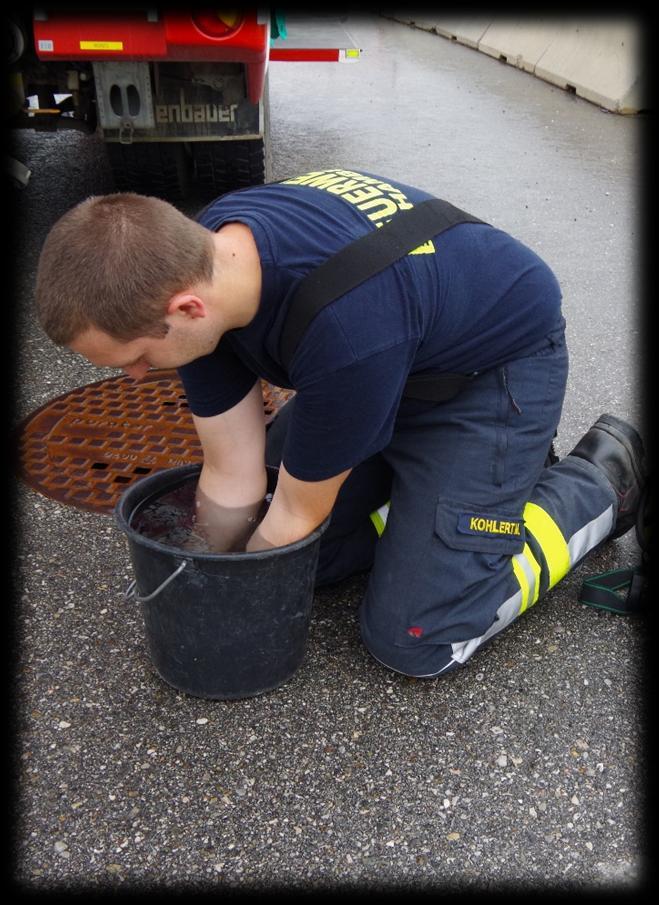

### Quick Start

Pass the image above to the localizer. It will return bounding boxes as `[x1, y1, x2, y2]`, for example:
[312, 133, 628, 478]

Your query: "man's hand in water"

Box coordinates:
[189, 381, 268, 553]
[193, 483, 267, 553]
[246, 463, 351, 552]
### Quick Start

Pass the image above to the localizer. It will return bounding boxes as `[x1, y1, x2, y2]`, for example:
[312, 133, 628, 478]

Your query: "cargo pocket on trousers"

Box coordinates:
[435, 499, 526, 565]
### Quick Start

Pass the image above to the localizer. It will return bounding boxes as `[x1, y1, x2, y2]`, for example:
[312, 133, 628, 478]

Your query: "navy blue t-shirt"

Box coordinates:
[178, 169, 563, 481]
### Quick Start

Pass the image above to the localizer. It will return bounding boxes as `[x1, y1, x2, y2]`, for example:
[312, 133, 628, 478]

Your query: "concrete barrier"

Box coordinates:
[533, 21, 643, 114]
[408, 17, 490, 49]
[477, 20, 563, 74]
[388, 16, 646, 114]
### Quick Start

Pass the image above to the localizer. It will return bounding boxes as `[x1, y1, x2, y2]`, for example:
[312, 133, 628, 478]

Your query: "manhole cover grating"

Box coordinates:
[15, 370, 294, 515]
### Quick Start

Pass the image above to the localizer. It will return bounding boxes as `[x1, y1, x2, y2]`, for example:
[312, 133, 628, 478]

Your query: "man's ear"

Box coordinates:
[166, 291, 207, 319]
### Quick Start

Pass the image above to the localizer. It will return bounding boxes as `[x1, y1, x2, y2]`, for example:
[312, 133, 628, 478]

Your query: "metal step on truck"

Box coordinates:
[7, 10, 360, 198]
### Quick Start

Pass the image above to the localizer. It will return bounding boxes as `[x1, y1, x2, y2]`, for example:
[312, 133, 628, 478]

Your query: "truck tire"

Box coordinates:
[192, 139, 265, 196]
[106, 142, 189, 201]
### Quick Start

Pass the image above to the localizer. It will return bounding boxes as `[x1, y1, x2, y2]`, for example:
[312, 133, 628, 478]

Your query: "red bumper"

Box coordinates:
[33, 11, 269, 103]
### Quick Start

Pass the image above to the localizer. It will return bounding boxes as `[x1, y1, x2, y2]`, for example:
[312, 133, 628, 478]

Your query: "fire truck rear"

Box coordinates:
[8, 10, 360, 199]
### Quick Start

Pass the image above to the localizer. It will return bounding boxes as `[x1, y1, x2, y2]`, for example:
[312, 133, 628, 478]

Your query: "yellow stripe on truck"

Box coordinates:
[80, 41, 124, 51]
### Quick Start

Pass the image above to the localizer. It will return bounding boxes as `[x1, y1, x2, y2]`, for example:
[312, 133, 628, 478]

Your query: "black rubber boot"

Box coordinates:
[568, 414, 646, 539]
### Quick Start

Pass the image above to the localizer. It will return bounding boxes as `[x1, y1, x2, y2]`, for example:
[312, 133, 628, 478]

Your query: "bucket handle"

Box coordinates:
[124, 560, 189, 604]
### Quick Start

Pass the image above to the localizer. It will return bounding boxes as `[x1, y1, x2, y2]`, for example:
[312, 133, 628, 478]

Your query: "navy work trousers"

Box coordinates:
[266, 328, 617, 677]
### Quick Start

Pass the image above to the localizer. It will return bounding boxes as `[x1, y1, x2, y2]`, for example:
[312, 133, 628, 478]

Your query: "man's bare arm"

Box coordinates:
[192, 380, 268, 551]
[247, 463, 352, 551]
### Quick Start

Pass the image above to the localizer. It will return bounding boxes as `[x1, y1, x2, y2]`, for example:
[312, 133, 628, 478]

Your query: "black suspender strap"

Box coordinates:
[278, 198, 485, 372]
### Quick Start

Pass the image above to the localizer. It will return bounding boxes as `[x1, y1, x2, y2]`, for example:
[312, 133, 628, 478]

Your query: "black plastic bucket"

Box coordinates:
[115, 464, 329, 700]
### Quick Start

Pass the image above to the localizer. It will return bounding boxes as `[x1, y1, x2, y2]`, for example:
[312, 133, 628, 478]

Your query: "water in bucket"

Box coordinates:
[130, 477, 273, 554]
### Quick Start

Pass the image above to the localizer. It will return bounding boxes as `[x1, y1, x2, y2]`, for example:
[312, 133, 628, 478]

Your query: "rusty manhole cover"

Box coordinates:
[15, 370, 294, 515]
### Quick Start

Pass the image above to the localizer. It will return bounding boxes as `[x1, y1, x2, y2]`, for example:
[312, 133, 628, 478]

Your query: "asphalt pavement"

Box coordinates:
[10, 15, 647, 893]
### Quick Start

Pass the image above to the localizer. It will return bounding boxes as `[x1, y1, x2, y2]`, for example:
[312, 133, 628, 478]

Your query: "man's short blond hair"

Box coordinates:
[36, 193, 215, 345]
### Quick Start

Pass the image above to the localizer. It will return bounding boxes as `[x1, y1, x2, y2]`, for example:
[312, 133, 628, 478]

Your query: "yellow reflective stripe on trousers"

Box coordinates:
[369, 503, 390, 538]
[523, 501, 571, 589]
[512, 542, 542, 613]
